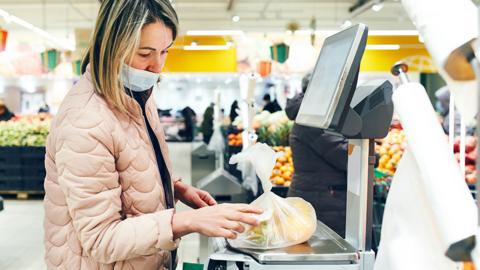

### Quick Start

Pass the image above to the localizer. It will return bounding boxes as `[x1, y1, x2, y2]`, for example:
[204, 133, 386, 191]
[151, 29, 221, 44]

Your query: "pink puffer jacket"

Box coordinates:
[44, 67, 179, 269]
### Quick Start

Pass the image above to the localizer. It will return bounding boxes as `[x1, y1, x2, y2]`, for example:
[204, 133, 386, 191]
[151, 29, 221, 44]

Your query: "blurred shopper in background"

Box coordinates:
[0, 99, 14, 122]
[285, 73, 349, 237]
[262, 93, 281, 113]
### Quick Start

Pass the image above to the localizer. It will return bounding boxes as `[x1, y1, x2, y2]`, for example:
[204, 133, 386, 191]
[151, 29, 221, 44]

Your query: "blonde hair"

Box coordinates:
[81, 0, 178, 113]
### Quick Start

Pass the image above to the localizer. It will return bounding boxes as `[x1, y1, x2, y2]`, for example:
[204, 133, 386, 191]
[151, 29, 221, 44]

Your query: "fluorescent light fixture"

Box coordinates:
[185, 30, 245, 36]
[0, 8, 73, 50]
[369, 30, 419, 36]
[366, 44, 401, 50]
[232, 15, 240, 22]
[341, 20, 352, 29]
[184, 45, 232, 50]
[371, 2, 384, 12]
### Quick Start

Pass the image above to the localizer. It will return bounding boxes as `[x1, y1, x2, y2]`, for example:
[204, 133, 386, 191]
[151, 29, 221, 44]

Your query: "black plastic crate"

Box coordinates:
[21, 147, 46, 168]
[22, 166, 46, 178]
[271, 186, 289, 198]
[0, 147, 22, 157]
[0, 179, 23, 191]
[0, 164, 22, 181]
[0, 147, 22, 165]
[21, 147, 46, 158]
[23, 177, 45, 192]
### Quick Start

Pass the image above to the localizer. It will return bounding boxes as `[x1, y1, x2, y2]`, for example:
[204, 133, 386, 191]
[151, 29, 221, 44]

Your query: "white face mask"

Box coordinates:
[121, 64, 160, 92]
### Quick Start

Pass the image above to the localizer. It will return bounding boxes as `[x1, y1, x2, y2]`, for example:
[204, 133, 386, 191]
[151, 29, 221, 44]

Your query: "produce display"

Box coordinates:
[453, 136, 477, 185]
[0, 118, 50, 147]
[270, 146, 294, 187]
[375, 127, 406, 175]
[375, 123, 477, 185]
[231, 111, 293, 147]
[227, 132, 243, 146]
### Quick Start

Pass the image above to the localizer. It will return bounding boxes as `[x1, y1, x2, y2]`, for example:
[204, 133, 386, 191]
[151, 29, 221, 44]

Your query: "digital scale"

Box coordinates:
[205, 23, 394, 270]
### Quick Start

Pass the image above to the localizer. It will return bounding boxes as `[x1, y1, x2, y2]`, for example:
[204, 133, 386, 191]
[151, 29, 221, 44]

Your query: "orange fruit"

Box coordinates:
[278, 156, 287, 163]
[274, 176, 285, 186]
[282, 171, 292, 181]
[228, 134, 235, 140]
[271, 169, 281, 178]
[284, 181, 291, 187]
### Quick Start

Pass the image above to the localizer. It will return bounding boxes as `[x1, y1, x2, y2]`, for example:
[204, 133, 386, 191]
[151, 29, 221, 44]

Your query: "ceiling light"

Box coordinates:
[232, 15, 240, 23]
[366, 44, 401, 50]
[184, 45, 232, 51]
[369, 30, 419, 36]
[341, 20, 352, 29]
[186, 30, 245, 36]
[0, 8, 73, 50]
[371, 3, 384, 12]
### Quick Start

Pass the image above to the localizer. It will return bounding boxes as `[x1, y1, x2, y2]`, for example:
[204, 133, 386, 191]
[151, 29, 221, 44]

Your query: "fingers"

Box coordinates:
[223, 220, 245, 234]
[232, 204, 264, 214]
[192, 196, 209, 209]
[201, 192, 217, 206]
[226, 211, 260, 227]
[217, 228, 237, 239]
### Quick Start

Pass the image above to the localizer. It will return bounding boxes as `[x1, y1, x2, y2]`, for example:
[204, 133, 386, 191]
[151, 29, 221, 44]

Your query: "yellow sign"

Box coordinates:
[361, 35, 436, 73]
[164, 35, 237, 72]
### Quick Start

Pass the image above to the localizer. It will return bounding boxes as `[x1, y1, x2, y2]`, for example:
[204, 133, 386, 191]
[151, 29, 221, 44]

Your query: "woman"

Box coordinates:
[43, 1, 261, 269]
[285, 73, 348, 237]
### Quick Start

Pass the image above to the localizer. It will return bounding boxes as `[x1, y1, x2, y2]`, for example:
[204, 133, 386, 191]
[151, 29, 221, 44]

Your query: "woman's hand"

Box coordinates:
[174, 181, 216, 209]
[172, 204, 263, 239]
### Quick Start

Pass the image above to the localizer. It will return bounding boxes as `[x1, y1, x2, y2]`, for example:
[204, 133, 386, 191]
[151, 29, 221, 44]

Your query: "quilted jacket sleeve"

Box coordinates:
[55, 110, 179, 264]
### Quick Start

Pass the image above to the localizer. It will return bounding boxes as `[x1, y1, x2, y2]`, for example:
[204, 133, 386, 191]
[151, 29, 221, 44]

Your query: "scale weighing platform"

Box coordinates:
[205, 23, 393, 270]
[207, 221, 362, 270]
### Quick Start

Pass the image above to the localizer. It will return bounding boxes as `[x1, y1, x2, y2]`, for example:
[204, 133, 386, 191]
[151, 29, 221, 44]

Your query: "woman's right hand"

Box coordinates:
[172, 203, 263, 239]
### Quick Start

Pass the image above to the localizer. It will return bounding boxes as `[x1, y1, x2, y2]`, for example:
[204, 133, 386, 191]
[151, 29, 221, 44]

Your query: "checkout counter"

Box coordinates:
[205, 23, 394, 270]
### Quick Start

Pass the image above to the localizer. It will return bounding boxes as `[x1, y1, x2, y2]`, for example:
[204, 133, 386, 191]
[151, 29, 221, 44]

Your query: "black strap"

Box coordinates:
[131, 91, 176, 269]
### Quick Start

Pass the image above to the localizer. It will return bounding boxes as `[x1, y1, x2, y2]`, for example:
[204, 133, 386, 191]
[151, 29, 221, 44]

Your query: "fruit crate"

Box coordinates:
[0, 179, 24, 190]
[0, 146, 46, 192]
[0, 164, 22, 181]
[21, 147, 46, 167]
[23, 176, 45, 191]
[0, 146, 21, 165]
[271, 186, 289, 198]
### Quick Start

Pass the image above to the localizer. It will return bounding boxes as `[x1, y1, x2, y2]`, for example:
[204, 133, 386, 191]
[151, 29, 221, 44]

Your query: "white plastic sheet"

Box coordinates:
[374, 82, 477, 270]
[401, 0, 478, 121]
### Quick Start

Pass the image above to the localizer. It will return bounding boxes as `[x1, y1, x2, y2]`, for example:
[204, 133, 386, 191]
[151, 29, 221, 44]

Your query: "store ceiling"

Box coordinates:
[1, 0, 414, 34]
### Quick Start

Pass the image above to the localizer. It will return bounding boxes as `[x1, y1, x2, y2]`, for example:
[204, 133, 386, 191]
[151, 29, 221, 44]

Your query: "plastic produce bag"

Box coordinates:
[207, 125, 224, 153]
[228, 143, 317, 249]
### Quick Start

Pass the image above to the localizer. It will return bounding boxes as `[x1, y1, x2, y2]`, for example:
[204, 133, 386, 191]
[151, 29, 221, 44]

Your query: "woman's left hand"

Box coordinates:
[174, 180, 217, 209]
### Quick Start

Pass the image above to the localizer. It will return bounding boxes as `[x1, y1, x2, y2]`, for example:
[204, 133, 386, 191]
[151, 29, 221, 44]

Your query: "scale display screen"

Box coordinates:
[296, 24, 367, 129]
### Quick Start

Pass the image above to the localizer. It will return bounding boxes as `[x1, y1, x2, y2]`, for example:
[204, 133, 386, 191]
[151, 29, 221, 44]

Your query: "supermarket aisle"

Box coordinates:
[0, 199, 200, 270]
[0, 200, 45, 270]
